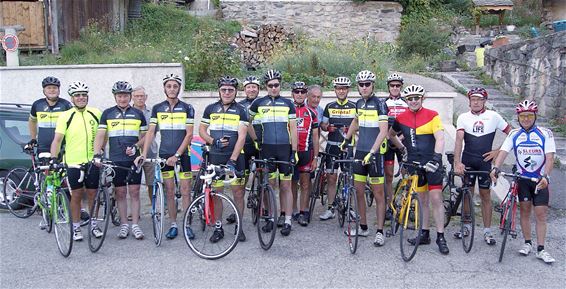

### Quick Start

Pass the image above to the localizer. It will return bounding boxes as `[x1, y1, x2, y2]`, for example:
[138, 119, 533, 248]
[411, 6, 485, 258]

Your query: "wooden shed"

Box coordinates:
[0, 0, 128, 50]
[472, 0, 514, 34]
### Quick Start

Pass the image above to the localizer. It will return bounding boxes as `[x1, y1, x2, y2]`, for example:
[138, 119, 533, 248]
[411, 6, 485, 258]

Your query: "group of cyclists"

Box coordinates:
[26, 68, 556, 263]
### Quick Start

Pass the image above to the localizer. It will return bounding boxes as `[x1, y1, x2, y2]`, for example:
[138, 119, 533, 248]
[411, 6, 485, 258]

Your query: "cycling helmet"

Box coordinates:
[333, 76, 352, 87]
[242, 75, 261, 87]
[515, 100, 538, 114]
[68, 81, 89, 96]
[218, 76, 239, 88]
[467, 87, 488, 99]
[402, 84, 426, 97]
[262, 69, 282, 83]
[42, 76, 61, 88]
[356, 70, 376, 83]
[112, 81, 133, 94]
[291, 81, 307, 91]
[386, 73, 404, 84]
[162, 73, 182, 85]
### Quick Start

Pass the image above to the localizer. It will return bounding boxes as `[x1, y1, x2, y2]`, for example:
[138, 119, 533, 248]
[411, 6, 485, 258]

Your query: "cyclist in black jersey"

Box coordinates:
[28, 76, 72, 154]
[239, 75, 262, 174]
[135, 74, 194, 240]
[340, 70, 389, 246]
[94, 81, 147, 240]
[199, 76, 249, 242]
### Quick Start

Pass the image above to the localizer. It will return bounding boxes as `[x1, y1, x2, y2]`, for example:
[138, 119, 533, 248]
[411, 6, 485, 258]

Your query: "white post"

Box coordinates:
[1, 26, 24, 67]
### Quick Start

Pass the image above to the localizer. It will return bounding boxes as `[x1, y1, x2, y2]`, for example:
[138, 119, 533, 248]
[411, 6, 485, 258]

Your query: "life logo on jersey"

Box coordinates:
[473, 121, 484, 133]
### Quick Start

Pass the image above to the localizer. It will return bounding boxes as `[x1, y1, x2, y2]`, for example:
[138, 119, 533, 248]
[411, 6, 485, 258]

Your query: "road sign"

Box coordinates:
[2, 34, 19, 52]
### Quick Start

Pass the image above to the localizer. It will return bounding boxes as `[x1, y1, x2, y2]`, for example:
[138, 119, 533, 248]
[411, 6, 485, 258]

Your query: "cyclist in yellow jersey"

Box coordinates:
[51, 81, 102, 242]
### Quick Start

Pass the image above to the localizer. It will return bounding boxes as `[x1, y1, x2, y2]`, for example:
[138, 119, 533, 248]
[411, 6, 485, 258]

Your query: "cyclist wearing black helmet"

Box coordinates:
[29, 76, 72, 154]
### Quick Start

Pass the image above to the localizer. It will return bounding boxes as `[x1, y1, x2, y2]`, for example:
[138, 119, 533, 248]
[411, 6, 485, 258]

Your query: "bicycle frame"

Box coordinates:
[498, 180, 519, 237]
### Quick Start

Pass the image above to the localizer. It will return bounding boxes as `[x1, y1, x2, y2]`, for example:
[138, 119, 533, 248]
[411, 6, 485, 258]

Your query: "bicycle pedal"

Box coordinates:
[494, 205, 503, 213]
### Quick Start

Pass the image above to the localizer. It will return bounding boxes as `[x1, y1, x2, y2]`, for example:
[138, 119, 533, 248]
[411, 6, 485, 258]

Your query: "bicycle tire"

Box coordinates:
[498, 198, 514, 263]
[308, 169, 322, 222]
[336, 176, 346, 228]
[388, 180, 404, 237]
[461, 189, 475, 253]
[53, 189, 73, 257]
[88, 185, 110, 253]
[110, 192, 120, 227]
[319, 173, 328, 206]
[184, 192, 241, 260]
[399, 192, 422, 262]
[442, 184, 452, 228]
[365, 183, 374, 207]
[152, 182, 165, 246]
[3, 168, 37, 218]
[248, 175, 259, 225]
[257, 185, 277, 250]
[346, 186, 359, 254]
[41, 197, 53, 233]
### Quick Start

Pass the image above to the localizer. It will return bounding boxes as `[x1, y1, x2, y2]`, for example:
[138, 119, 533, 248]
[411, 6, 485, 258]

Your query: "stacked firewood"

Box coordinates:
[234, 24, 295, 69]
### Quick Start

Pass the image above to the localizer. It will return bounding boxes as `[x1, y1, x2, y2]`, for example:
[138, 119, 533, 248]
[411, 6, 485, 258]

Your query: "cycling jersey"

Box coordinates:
[55, 106, 101, 165]
[249, 95, 296, 145]
[322, 99, 356, 146]
[456, 110, 510, 158]
[98, 105, 147, 162]
[30, 98, 72, 152]
[392, 107, 443, 162]
[354, 94, 388, 153]
[500, 126, 556, 178]
[239, 97, 262, 148]
[150, 100, 194, 156]
[294, 102, 318, 151]
[385, 96, 409, 126]
[201, 100, 249, 156]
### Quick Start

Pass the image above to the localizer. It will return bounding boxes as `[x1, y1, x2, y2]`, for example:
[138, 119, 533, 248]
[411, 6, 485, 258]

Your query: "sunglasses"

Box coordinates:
[358, 82, 372, 88]
[518, 114, 535, 120]
[220, 88, 236, 93]
[267, 83, 280, 88]
[406, 96, 422, 102]
[389, 84, 402, 88]
[293, 90, 307, 94]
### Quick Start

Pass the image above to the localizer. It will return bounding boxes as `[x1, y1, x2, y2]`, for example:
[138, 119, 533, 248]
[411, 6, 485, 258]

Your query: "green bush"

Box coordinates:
[397, 18, 450, 58]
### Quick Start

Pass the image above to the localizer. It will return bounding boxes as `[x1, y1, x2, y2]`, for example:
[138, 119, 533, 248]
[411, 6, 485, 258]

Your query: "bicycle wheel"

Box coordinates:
[40, 195, 53, 233]
[257, 185, 277, 250]
[442, 184, 453, 228]
[336, 177, 345, 228]
[88, 186, 110, 253]
[460, 189, 475, 253]
[152, 182, 165, 246]
[308, 169, 322, 221]
[319, 172, 328, 206]
[247, 179, 259, 226]
[345, 187, 359, 254]
[399, 192, 422, 262]
[184, 192, 241, 259]
[191, 168, 204, 199]
[365, 183, 374, 207]
[498, 198, 514, 263]
[388, 181, 405, 237]
[3, 168, 37, 218]
[53, 189, 73, 257]
[110, 190, 120, 227]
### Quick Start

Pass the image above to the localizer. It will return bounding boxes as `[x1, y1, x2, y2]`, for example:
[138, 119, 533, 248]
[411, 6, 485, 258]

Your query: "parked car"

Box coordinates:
[0, 103, 32, 209]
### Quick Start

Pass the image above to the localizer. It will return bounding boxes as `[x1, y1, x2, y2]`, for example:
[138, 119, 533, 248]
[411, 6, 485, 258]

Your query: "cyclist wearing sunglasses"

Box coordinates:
[453, 87, 511, 245]
[290, 82, 319, 227]
[388, 84, 449, 255]
[339, 70, 388, 246]
[249, 69, 298, 236]
[319, 76, 356, 221]
[200, 76, 249, 242]
[490, 100, 556, 264]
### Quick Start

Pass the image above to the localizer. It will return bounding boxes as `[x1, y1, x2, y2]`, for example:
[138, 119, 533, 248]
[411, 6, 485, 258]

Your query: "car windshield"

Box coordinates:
[1, 114, 30, 146]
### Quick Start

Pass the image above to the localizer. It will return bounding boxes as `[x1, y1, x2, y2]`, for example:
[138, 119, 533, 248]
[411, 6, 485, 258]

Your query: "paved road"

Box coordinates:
[1, 199, 565, 288]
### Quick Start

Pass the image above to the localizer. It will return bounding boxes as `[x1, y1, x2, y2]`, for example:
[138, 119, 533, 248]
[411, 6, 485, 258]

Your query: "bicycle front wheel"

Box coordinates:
[152, 182, 165, 246]
[365, 183, 374, 207]
[53, 189, 73, 257]
[461, 189, 475, 253]
[336, 177, 346, 228]
[498, 198, 514, 263]
[88, 186, 110, 253]
[442, 184, 452, 228]
[345, 187, 359, 254]
[184, 193, 241, 259]
[110, 189, 120, 226]
[3, 168, 37, 218]
[257, 185, 277, 250]
[399, 192, 422, 262]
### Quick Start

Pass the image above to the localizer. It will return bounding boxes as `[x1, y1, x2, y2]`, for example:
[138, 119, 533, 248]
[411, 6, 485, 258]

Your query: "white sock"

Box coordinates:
[285, 216, 292, 225]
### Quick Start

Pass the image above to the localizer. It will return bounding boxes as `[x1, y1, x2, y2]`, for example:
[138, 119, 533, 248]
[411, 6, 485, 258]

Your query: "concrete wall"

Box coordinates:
[220, 0, 402, 43]
[484, 31, 566, 118]
[0, 63, 184, 110]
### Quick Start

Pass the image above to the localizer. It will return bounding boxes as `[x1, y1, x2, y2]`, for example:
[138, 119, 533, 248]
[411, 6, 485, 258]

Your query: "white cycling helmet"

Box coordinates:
[387, 73, 404, 84]
[333, 76, 352, 87]
[355, 70, 376, 83]
[402, 84, 426, 97]
[68, 81, 89, 96]
[162, 73, 183, 85]
[243, 75, 261, 87]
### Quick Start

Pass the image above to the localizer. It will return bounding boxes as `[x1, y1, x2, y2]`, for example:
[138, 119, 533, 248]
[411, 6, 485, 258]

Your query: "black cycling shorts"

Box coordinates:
[353, 150, 384, 185]
[517, 178, 549, 206]
[67, 164, 99, 190]
[462, 153, 492, 190]
[209, 153, 245, 177]
[324, 145, 353, 173]
[260, 144, 292, 177]
[384, 145, 402, 166]
[406, 163, 443, 192]
[293, 150, 313, 180]
[243, 144, 260, 172]
[161, 153, 191, 173]
[112, 161, 142, 187]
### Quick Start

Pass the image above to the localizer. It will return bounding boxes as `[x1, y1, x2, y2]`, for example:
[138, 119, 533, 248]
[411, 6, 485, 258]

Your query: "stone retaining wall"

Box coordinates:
[484, 31, 566, 118]
[220, 0, 402, 43]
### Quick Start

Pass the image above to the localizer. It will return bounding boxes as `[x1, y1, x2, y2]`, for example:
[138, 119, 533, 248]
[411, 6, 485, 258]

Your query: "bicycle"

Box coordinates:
[143, 158, 167, 246]
[308, 151, 331, 222]
[388, 161, 425, 262]
[494, 168, 539, 263]
[442, 151, 489, 253]
[331, 152, 363, 254]
[190, 142, 209, 200]
[183, 164, 241, 259]
[248, 157, 292, 250]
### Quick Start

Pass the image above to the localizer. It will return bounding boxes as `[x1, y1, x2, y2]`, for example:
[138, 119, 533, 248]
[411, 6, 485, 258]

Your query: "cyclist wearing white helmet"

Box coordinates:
[136, 73, 195, 240]
[339, 70, 389, 246]
[50, 81, 102, 241]
[239, 75, 262, 174]
[490, 100, 556, 264]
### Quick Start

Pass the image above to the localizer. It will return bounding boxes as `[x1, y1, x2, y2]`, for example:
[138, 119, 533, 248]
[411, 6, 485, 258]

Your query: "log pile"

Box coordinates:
[234, 24, 295, 69]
